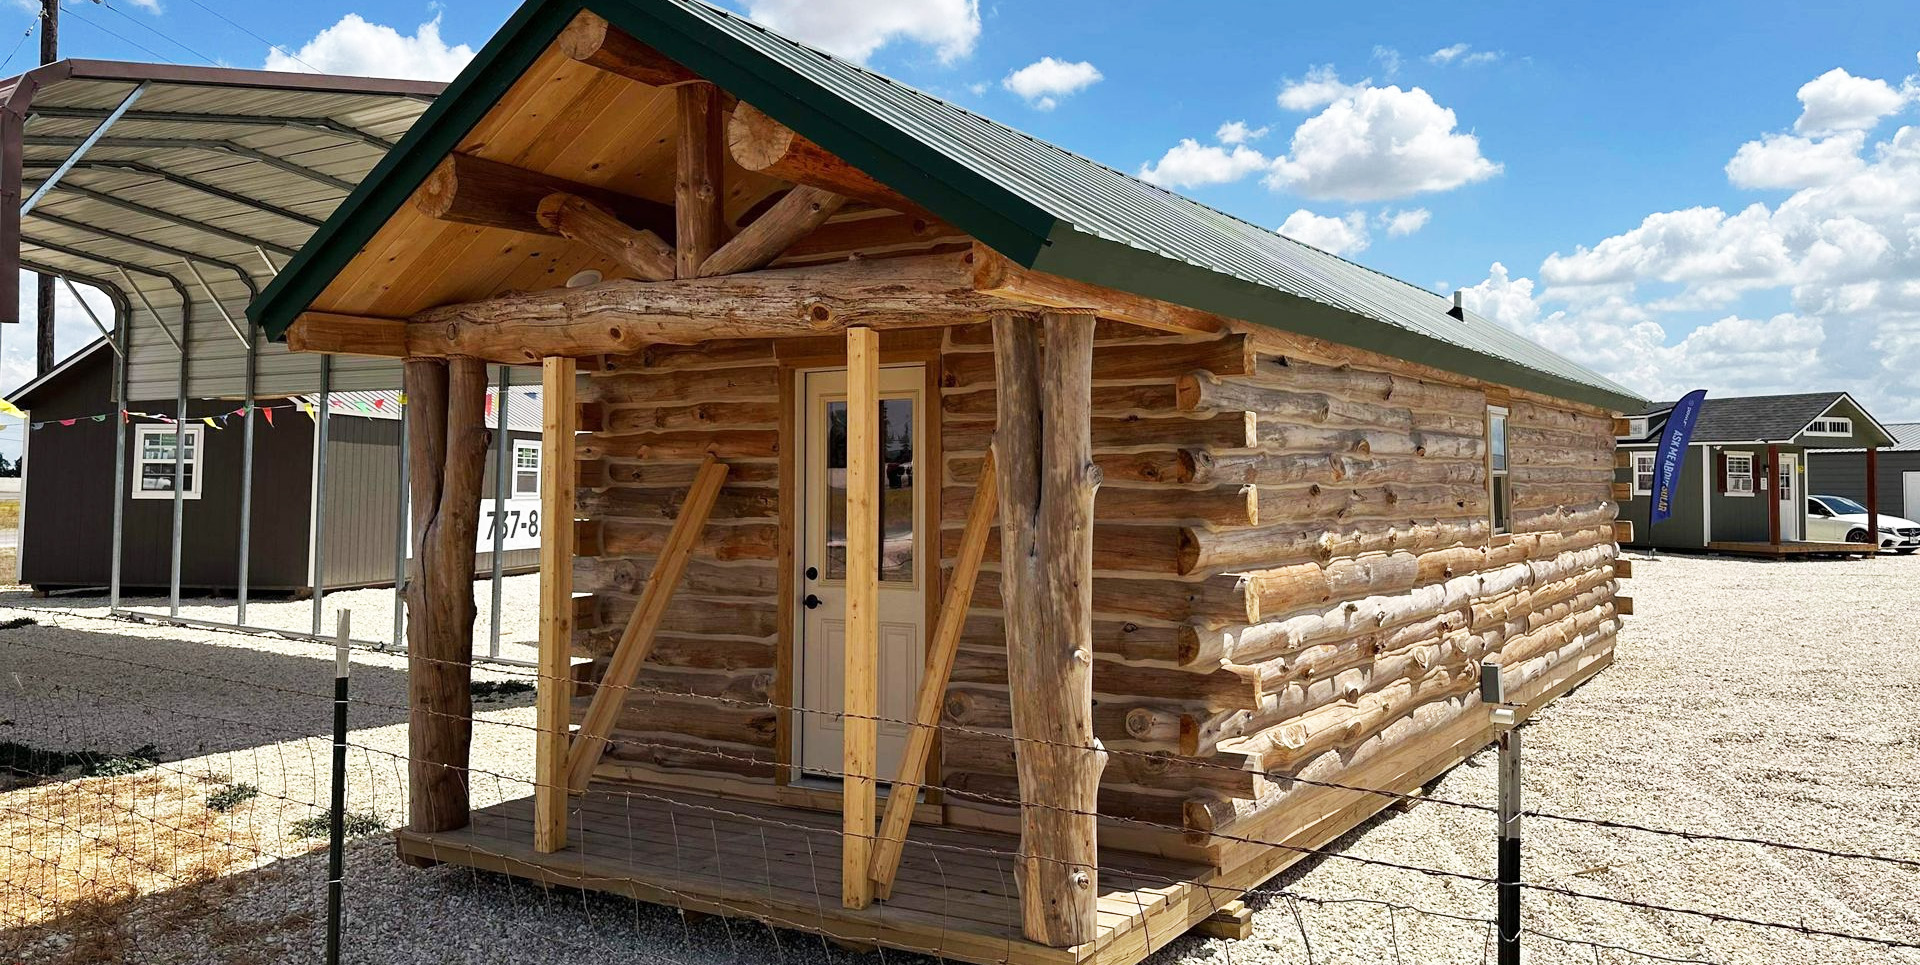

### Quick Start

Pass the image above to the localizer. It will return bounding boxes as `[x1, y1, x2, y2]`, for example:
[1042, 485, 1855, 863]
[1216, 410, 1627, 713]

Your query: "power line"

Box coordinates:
[55, 0, 176, 64]
[92, 0, 220, 67]
[0, 16, 36, 75]
[173, 0, 320, 73]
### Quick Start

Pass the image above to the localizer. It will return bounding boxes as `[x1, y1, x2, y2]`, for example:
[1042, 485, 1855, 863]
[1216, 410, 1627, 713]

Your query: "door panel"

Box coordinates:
[1777, 455, 1800, 541]
[796, 365, 927, 780]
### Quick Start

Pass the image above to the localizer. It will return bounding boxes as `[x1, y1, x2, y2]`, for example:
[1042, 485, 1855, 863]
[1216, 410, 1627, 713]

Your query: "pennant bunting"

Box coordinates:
[262, 407, 275, 427]
[0, 398, 24, 419]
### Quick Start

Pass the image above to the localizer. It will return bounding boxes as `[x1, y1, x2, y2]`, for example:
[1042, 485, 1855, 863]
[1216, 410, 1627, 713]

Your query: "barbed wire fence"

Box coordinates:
[2, 603, 1918, 965]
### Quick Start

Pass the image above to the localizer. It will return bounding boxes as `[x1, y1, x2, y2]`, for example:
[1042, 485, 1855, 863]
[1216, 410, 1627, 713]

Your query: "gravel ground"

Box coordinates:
[2, 553, 1918, 964]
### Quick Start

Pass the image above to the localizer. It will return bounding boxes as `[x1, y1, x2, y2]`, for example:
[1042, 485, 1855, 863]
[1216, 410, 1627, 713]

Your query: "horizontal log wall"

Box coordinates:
[573, 341, 784, 782]
[937, 318, 1623, 858]
[570, 306, 1623, 859]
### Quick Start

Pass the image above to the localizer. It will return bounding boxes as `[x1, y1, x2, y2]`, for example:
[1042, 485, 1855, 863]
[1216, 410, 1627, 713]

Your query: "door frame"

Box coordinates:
[773, 331, 946, 804]
[1778, 451, 1802, 542]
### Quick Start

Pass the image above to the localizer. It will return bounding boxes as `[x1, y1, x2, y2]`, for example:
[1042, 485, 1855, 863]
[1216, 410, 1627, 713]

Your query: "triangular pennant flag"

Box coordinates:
[302, 403, 317, 423]
[355, 400, 373, 414]
[59, 418, 77, 427]
[397, 393, 407, 406]
[91, 414, 106, 423]
[202, 417, 220, 429]
[262, 407, 275, 427]
[30, 422, 43, 431]
[371, 398, 386, 411]
[0, 398, 24, 419]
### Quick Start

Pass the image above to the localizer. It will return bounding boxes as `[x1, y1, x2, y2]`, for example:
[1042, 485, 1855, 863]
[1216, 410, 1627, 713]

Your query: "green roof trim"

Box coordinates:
[248, 0, 1649, 414]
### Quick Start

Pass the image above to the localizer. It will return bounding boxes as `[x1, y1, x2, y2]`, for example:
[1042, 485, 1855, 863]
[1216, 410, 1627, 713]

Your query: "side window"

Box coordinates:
[1487, 405, 1510, 535]
[133, 424, 204, 500]
[512, 440, 541, 499]
[1632, 452, 1656, 496]
[1724, 453, 1754, 495]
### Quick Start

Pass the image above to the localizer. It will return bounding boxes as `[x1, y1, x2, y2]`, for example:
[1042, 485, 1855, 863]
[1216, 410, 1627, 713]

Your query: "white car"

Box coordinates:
[1807, 495, 1920, 554]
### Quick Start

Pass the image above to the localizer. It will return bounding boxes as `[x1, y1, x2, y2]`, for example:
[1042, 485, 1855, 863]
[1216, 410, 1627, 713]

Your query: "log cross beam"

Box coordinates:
[403, 356, 492, 839]
[869, 450, 998, 899]
[563, 455, 731, 792]
[993, 310, 1107, 947]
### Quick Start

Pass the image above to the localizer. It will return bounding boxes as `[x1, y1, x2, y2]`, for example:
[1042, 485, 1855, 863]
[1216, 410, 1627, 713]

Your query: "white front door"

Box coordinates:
[795, 365, 928, 781]
[1905, 471, 1920, 522]
[1777, 453, 1801, 541]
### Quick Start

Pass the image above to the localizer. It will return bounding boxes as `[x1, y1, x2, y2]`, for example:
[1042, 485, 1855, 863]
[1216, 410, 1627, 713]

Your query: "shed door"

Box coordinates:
[794, 365, 928, 781]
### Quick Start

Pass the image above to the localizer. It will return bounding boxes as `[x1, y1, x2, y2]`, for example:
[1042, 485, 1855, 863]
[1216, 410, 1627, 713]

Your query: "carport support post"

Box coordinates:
[237, 321, 258, 623]
[1866, 447, 1880, 548]
[168, 287, 190, 617]
[109, 301, 128, 610]
[310, 356, 333, 636]
[393, 400, 410, 649]
[487, 365, 511, 659]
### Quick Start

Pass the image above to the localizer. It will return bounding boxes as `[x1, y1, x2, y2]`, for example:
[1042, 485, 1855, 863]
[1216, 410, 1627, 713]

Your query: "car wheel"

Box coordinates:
[1846, 528, 1870, 544]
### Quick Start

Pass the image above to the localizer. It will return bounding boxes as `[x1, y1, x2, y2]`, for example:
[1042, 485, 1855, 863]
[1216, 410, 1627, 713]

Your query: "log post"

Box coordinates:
[404, 356, 491, 837]
[1767, 444, 1781, 545]
[534, 357, 577, 853]
[843, 325, 880, 910]
[1866, 446, 1880, 548]
[993, 310, 1106, 947]
[675, 82, 724, 278]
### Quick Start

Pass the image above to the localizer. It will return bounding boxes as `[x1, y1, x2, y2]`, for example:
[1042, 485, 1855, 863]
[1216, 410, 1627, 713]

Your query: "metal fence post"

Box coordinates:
[1483, 662, 1521, 965]
[236, 320, 258, 624]
[393, 395, 409, 650]
[326, 608, 352, 965]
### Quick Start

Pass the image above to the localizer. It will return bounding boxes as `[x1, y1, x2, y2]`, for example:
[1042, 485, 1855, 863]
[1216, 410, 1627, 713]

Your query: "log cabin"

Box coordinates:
[245, 1, 1648, 961]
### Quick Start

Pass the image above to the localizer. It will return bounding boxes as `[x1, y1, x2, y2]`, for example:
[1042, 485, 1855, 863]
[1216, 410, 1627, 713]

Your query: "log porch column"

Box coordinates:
[1866, 446, 1880, 548]
[404, 356, 492, 837]
[842, 325, 880, 910]
[992, 309, 1107, 947]
[534, 357, 578, 853]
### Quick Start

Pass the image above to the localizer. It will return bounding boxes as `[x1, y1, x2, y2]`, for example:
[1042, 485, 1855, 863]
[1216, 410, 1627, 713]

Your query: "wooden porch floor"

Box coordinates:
[395, 782, 1231, 965]
[1706, 540, 1877, 557]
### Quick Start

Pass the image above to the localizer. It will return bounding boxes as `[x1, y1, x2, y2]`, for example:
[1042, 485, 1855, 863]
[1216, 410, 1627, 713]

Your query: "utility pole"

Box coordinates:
[33, 0, 58, 376]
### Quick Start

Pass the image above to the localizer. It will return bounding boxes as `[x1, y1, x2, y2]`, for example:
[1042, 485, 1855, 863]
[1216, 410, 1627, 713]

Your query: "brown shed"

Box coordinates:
[247, 2, 1647, 961]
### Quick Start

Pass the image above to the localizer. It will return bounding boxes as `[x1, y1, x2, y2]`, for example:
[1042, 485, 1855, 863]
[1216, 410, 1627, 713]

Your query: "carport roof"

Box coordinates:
[0, 59, 442, 401]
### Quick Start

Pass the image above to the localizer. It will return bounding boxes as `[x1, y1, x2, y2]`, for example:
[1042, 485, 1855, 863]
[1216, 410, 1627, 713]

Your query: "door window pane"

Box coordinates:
[822, 396, 916, 583]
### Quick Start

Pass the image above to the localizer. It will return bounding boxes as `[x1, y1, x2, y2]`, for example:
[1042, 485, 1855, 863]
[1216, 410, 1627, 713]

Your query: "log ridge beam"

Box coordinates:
[415, 151, 674, 241]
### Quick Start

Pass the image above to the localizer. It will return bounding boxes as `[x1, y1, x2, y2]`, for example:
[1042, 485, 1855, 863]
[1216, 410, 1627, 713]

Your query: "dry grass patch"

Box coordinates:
[0, 769, 263, 931]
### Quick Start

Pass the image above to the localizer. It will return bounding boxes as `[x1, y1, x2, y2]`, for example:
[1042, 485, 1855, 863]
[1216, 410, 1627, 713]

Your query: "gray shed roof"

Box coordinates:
[249, 0, 1646, 413]
[1637, 392, 1896, 446]
[0, 60, 442, 402]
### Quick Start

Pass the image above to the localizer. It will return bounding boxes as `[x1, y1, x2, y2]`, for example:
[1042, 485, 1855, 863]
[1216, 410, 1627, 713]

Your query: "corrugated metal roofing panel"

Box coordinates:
[666, 0, 1637, 406]
[2, 65, 440, 402]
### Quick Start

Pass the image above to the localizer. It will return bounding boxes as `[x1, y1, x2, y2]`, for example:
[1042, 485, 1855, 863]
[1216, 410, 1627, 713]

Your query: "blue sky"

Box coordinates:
[6, 0, 1920, 427]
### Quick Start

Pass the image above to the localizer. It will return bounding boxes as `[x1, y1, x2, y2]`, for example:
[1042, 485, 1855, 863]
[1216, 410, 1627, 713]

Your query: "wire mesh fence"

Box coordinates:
[2, 601, 1918, 965]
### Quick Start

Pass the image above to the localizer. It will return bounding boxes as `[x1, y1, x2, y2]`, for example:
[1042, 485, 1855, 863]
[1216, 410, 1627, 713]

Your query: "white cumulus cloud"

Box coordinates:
[741, 0, 980, 64]
[1793, 67, 1909, 135]
[1380, 207, 1432, 237]
[1726, 132, 1868, 189]
[1266, 84, 1502, 201]
[1215, 120, 1269, 145]
[1277, 65, 1368, 112]
[1427, 43, 1501, 66]
[263, 15, 474, 80]
[1277, 209, 1370, 256]
[1003, 57, 1103, 111]
[1138, 139, 1269, 189]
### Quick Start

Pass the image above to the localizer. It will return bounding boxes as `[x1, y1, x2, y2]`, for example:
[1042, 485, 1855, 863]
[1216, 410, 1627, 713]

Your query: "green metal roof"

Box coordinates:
[248, 0, 1648, 413]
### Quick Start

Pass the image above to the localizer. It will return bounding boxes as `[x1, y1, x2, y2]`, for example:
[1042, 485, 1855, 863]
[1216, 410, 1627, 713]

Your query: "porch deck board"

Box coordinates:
[395, 782, 1229, 965]
[1706, 540, 1877, 557]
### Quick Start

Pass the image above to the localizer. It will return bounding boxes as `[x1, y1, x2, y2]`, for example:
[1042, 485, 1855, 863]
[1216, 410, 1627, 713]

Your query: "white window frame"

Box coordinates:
[1724, 450, 1755, 497]
[133, 424, 204, 500]
[1632, 451, 1657, 496]
[1487, 404, 1511, 536]
[511, 439, 542, 499]
[1805, 417, 1853, 437]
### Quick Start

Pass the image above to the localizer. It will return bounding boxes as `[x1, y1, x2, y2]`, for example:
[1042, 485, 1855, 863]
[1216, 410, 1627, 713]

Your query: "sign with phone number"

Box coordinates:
[407, 497, 542, 557]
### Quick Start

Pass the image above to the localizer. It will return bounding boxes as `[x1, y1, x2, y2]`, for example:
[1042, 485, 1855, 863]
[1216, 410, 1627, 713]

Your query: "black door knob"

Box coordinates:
[806, 566, 819, 580]
[804, 594, 823, 610]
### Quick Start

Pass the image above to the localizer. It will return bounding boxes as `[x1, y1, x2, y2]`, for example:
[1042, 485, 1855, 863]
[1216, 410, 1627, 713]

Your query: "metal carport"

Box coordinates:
[0, 60, 502, 653]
